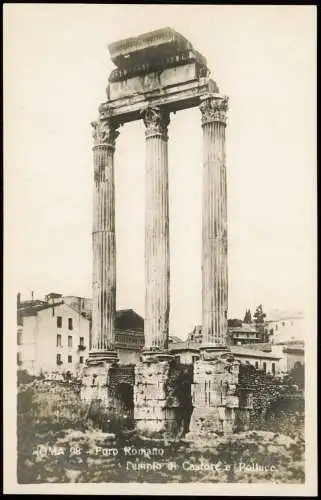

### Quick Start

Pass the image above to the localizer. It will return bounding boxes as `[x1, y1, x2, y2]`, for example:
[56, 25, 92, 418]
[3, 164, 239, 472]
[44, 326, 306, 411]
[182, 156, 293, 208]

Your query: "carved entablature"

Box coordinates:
[107, 27, 208, 84]
[142, 106, 170, 140]
[91, 116, 119, 148]
[108, 50, 209, 83]
[200, 96, 229, 126]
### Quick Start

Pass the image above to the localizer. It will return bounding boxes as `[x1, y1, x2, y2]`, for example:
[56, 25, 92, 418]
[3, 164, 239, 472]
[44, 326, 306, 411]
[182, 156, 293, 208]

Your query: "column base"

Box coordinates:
[140, 349, 173, 363]
[87, 349, 119, 363]
[134, 353, 181, 438]
[187, 351, 252, 438]
[199, 344, 232, 360]
[80, 350, 119, 419]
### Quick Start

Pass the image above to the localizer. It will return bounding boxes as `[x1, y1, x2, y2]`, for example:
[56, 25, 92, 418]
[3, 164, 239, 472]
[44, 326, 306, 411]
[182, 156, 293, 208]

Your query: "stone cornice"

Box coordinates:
[108, 50, 209, 83]
[200, 95, 229, 126]
[108, 27, 192, 63]
[142, 106, 170, 140]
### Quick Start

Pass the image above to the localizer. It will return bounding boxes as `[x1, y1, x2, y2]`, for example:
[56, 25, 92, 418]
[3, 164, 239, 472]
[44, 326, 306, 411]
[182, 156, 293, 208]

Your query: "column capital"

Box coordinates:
[200, 95, 229, 126]
[91, 113, 119, 149]
[141, 106, 170, 140]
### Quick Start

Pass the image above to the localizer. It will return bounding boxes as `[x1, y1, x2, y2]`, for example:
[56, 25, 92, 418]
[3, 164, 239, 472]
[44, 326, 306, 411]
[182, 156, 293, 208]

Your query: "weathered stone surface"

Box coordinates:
[143, 107, 170, 352]
[81, 361, 117, 413]
[188, 354, 252, 437]
[201, 95, 229, 348]
[104, 78, 220, 125]
[90, 114, 119, 356]
[108, 27, 207, 77]
[134, 358, 186, 437]
[108, 63, 200, 101]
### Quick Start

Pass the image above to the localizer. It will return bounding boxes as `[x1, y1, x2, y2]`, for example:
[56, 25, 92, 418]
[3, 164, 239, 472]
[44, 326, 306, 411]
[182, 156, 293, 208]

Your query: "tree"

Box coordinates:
[243, 309, 252, 324]
[253, 305, 267, 341]
[253, 304, 266, 325]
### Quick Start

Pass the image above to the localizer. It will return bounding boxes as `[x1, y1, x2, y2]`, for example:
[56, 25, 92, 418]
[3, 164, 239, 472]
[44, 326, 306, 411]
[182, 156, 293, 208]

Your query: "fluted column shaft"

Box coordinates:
[200, 95, 229, 347]
[143, 106, 170, 351]
[90, 115, 119, 353]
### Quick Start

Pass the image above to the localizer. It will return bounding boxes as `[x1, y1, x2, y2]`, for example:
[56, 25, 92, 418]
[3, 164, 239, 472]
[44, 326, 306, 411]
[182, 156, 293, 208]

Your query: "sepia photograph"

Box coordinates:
[3, 4, 317, 495]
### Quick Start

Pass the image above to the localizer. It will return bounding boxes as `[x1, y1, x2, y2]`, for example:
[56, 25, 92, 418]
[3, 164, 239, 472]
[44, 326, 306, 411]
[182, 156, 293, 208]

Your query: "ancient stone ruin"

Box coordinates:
[81, 27, 252, 438]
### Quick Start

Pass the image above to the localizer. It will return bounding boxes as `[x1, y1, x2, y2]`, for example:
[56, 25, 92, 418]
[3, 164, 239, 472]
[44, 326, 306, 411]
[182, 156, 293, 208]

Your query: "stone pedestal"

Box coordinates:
[134, 352, 180, 437]
[188, 349, 252, 437]
[81, 353, 118, 417]
[188, 350, 240, 436]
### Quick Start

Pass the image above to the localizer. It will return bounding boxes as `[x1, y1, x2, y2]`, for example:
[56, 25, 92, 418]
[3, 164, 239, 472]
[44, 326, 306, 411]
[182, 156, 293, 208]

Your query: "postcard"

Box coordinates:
[3, 4, 317, 496]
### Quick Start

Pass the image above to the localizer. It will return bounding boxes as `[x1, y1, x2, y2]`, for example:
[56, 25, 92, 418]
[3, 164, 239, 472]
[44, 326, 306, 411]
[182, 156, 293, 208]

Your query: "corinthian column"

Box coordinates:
[200, 95, 229, 349]
[90, 113, 119, 359]
[142, 106, 170, 352]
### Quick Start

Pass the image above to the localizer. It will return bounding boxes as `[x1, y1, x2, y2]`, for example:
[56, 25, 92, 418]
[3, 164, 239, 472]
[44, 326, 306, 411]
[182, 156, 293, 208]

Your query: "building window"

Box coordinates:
[68, 336, 72, 348]
[275, 324, 278, 331]
[282, 322, 286, 327]
[255, 361, 259, 369]
[263, 362, 267, 373]
[56, 353, 62, 365]
[68, 355, 72, 363]
[79, 337, 84, 346]
[79, 356, 84, 364]
[68, 318, 73, 330]
[57, 334, 62, 347]
[272, 363, 276, 375]
[57, 316, 62, 328]
[17, 330, 22, 346]
[17, 352, 22, 365]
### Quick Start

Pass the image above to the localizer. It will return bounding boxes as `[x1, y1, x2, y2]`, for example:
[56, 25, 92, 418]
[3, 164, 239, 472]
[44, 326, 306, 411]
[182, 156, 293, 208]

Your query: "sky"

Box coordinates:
[4, 4, 317, 339]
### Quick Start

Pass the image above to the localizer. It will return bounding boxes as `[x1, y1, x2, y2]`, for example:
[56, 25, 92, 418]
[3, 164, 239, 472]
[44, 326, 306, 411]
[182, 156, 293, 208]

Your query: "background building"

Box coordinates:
[17, 293, 304, 377]
[17, 298, 90, 376]
[228, 323, 262, 345]
[265, 308, 305, 344]
[17, 293, 145, 375]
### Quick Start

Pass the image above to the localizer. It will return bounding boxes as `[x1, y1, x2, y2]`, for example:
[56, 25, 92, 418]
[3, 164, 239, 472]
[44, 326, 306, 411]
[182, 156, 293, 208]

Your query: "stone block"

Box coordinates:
[189, 356, 252, 436]
[80, 361, 116, 411]
[133, 358, 183, 438]
[109, 64, 199, 100]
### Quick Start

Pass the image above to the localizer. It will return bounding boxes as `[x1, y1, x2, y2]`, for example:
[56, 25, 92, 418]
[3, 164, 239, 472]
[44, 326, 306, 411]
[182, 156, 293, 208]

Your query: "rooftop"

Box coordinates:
[229, 324, 258, 333]
[169, 341, 200, 352]
[240, 342, 272, 352]
[18, 298, 144, 332]
[168, 342, 282, 360]
[230, 345, 282, 360]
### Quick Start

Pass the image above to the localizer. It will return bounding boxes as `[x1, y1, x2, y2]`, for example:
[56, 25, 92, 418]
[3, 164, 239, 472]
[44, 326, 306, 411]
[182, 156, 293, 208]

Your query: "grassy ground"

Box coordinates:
[17, 379, 305, 484]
